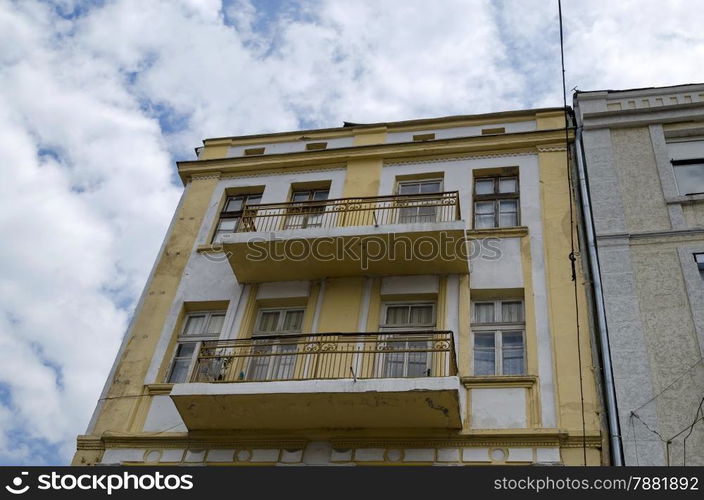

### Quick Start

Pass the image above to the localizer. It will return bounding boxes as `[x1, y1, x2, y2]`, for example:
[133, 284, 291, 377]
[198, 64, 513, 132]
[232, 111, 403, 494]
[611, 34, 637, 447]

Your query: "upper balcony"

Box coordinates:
[214, 191, 468, 282]
[170, 330, 464, 430]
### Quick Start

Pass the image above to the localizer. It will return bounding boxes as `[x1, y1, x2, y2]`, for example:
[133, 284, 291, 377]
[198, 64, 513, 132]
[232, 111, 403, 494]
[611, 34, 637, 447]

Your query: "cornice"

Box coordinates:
[177, 128, 573, 184]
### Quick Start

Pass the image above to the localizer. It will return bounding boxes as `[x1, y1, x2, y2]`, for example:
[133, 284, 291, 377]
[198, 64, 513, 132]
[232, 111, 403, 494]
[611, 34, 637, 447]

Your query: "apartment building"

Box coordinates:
[574, 84, 704, 465]
[73, 109, 604, 466]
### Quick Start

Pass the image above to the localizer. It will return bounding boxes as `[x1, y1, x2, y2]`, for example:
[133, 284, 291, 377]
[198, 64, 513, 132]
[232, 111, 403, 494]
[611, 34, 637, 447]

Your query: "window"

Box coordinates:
[166, 311, 226, 383]
[672, 159, 704, 196]
[247, 308, 305, 381]
[212, 193, 262, 243]
[413, 133, 435, 141]
[284, 188, 330, 229]
[695, 253, 704, 280]
[396, 179, 443, 223]
[473, 175, 519, 228]
[472, 300, 525, 376]
[380, 303, 435, 378]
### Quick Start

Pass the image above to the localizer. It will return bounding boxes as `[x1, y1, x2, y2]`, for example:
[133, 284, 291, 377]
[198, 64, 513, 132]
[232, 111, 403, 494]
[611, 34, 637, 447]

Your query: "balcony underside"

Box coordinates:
[171, 377, 463, 430]
[222, 222, 468, 282]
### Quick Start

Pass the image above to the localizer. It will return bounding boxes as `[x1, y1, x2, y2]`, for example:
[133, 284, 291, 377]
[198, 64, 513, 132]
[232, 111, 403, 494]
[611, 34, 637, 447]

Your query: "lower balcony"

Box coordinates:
[170, 330, 463, 431]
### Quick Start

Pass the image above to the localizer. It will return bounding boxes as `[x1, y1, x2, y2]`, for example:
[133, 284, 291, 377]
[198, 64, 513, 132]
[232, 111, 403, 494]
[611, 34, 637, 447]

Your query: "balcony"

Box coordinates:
[216, 191, 467, 282]
[170, 330, 464, 430]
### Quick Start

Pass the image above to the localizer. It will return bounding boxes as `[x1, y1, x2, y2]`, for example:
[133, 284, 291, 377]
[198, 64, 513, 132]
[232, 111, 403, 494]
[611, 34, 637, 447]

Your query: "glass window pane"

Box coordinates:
[206, 314, 225, 334]
[245, 194, 262, 205]
[175, 342, 196, 358]
[385, 306, 409, 325]
[474, 332, 496, 376]
[474, 332, 495, 348]
[217, 219, 238, 231]
[225, 196, 244, 212]
[501, 302, 523, 323]
[475, 214, 495, 229]
[475, 179, 494, 195]
[183, 315, 205, 335]
[475, 201, 495, 214]
[272, 344, 297, 379]
[282, 310, 304, 332]
[420, 181, 441, 193]
[502, 332, 525, 375]
[292, 191, 310, 202]
[499, 200, 518, 227]
[398, 183, 419, 195]
[673, 164, 704, 195]
[407, 341, 429, 376]
[312, 190, 329, 201]
[409, 305, 434, 325]
[256, 311, 280, 333]
[499, 177, 517, 193]
[247, 344, 272, 380]
[168, 358, 191, 383]
[474, 303, 495, 323]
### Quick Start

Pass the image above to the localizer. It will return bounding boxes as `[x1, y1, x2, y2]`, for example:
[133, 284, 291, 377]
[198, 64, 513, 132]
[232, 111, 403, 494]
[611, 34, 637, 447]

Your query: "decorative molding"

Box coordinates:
[466, 226, 529, 239]
[220, 166, 346, 180]
[384, 151, 537, 167]
[536, 145, 567, 152]
[189, 173, 221, 182]
[145, 383, 173, 396]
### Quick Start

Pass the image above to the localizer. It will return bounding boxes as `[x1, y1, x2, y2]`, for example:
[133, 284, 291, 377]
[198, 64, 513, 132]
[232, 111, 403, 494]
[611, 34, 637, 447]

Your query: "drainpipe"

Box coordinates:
[573, 117, 625, 466]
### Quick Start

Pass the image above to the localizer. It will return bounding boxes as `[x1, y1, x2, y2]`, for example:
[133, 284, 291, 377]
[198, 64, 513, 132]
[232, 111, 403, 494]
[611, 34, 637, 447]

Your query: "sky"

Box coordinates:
[0, 0, 703, 465]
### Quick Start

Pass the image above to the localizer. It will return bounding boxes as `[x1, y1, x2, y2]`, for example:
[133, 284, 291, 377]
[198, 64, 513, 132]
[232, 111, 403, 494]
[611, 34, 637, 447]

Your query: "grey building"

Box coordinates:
[574, 84, 704, 466]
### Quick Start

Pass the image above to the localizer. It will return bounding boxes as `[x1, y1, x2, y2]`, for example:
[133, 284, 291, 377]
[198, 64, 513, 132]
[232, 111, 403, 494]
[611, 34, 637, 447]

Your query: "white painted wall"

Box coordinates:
[386, 121, 536, 144]
[227, 137, 354, 157]
[471, 388, 527, 429]
[257, 281, 310, 299]
[143, 395, 187, 432]
[380, 275, 439, 295]
[470, 237, 523, 288]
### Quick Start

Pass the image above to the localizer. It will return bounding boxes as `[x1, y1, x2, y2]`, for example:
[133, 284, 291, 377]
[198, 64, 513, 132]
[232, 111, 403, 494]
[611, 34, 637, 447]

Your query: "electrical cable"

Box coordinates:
[558, 0, 588, 466]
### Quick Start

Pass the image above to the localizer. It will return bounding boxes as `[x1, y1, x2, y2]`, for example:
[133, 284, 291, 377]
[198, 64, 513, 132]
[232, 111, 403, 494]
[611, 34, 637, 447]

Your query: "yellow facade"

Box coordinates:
[74, 109, 605, 466]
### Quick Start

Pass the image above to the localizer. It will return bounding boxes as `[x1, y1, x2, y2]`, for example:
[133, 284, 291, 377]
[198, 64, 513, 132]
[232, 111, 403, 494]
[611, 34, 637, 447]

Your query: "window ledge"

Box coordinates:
[145, 383, 174, 395]
[196, 244, 225, 253]
[466, 226, 528, 238]
[665, 193, 704, 205]
[460, 375, 537, 388]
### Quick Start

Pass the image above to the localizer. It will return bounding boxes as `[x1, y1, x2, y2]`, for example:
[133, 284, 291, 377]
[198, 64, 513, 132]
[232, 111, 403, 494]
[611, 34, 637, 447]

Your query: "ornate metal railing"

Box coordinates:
[189, 330, 456, 383]
[235, 191, 460, 233]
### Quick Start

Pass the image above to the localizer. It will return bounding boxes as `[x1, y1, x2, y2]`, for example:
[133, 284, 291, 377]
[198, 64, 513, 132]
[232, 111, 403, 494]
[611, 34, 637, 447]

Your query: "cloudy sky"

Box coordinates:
[0, 0, 702, 465]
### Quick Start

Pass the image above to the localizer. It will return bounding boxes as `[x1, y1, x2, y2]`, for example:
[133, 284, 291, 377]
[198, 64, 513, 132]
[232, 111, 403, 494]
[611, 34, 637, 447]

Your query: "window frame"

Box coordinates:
[471, 299, 526, 376]
[166, 310, 227, 383]
[695, 253, 704, 280]
[472, 174, 520, 229]
[252, 307, 306, 336]
[394, 178, 444, 224]
[671, 158, 704, 196]
[379, 301, 437, 378]
[283, 188, 331, 229]
[247, 307, 306, 381]
[212, 192, 263, 243]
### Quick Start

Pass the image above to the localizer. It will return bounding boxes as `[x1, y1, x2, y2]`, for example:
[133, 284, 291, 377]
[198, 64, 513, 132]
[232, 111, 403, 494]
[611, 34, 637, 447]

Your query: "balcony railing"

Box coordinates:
[189, 330, 456, 383]
[235, 191, 460, 233]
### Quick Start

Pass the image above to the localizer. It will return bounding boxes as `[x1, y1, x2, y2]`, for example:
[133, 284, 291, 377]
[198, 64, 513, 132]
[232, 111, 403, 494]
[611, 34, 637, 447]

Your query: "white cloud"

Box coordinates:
[0, 0, 702, 465]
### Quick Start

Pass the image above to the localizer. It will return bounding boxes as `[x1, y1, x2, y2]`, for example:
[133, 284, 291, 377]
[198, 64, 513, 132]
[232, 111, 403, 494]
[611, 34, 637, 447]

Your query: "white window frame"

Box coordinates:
[166, 310, 227, 383]
[471, 300, 525, 376]
[379, 302, 436, 378]
[395, 178, 444, 224]
[248, 307, 306, 381]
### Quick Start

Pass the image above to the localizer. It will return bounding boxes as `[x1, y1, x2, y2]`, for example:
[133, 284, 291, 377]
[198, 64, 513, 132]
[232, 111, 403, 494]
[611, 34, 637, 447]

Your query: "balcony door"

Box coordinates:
[379, 303, 435, 378]
[284, 189, 330, 229]
[396, 179, 442, 224]
[247, 308, 304, 381]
